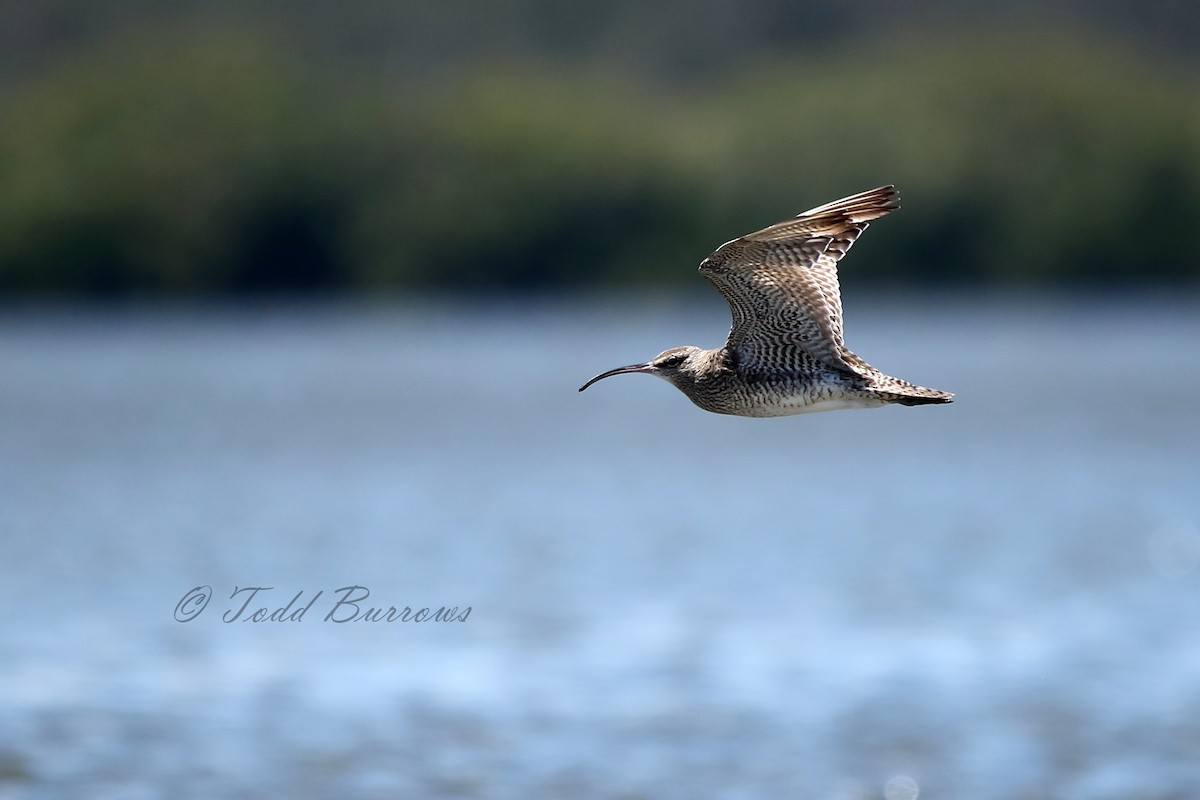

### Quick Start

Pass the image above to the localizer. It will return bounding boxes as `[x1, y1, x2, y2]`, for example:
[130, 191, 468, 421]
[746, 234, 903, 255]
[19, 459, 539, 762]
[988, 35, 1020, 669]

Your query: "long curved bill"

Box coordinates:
[578, 363, 655, 392]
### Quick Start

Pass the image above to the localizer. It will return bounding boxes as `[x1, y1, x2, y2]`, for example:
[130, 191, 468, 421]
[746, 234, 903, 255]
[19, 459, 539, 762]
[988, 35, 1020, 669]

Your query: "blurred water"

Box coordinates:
[1, 294, 1199, 799]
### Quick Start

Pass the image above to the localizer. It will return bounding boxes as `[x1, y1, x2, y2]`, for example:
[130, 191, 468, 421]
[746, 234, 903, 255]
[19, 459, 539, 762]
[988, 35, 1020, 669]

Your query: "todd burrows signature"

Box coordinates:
[174, 585, 472, 624]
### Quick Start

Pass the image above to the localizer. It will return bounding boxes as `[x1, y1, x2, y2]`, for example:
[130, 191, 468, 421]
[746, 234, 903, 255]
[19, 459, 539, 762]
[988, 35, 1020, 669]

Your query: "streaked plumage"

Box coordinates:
[579, 186, 953, 416]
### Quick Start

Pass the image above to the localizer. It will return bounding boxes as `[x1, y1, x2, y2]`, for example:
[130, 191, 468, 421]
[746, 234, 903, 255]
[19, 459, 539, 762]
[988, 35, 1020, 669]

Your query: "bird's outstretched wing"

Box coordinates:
[698, 186, 899, 376]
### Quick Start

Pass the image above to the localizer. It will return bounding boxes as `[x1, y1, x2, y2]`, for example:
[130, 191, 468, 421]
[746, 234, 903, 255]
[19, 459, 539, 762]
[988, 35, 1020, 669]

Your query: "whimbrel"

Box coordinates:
[579, 186, 952, 416]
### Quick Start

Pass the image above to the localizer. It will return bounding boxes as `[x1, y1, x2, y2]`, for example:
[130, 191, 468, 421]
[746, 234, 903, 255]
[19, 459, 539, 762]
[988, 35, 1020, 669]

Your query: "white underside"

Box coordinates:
[741, 396, 888, 417]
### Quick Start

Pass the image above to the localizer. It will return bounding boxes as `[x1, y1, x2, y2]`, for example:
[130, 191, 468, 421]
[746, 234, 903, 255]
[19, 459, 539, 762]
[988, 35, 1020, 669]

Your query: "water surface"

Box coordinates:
[1, 294, 1199, 798]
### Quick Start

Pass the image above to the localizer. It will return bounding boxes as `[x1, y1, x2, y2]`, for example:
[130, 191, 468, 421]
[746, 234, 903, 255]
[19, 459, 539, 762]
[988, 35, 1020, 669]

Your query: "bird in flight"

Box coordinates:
[579, 186, 952, 416]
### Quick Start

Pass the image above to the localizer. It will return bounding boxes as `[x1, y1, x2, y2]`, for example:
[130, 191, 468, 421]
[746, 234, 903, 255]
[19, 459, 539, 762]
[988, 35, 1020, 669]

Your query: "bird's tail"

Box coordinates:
[840, 349, 953, 406]
[890, 388, 954, 406]
[867, 374, 954, 406]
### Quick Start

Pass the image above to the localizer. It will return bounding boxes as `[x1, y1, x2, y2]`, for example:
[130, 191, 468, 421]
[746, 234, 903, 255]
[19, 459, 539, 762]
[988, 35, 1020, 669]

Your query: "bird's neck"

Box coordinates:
[700, 347, 736, 375]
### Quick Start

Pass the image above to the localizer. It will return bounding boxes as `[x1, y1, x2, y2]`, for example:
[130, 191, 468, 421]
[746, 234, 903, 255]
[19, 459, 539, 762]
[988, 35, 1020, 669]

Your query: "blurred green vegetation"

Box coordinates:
[1, 23, 1198, 293]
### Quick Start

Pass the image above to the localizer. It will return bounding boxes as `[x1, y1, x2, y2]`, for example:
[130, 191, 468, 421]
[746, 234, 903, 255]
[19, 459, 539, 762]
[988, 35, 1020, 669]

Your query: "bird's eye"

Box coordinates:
[659, 355, 685, 368]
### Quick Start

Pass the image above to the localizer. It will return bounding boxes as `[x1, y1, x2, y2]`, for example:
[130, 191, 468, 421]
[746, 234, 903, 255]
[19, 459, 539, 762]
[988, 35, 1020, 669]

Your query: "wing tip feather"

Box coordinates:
[801, 185, 901, 222]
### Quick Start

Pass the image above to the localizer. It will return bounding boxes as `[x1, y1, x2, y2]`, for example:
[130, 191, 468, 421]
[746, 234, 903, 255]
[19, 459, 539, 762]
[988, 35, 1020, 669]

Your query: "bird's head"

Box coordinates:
[578, 346, 706, 392]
